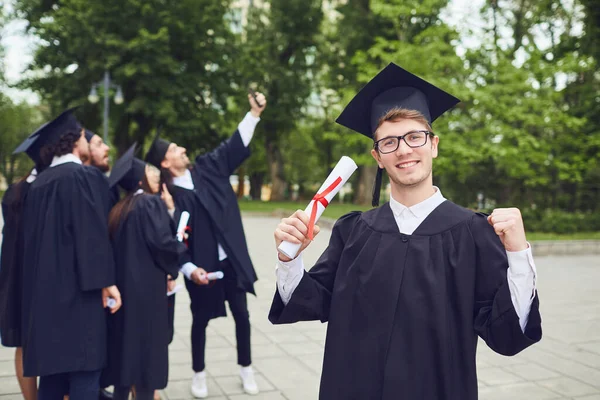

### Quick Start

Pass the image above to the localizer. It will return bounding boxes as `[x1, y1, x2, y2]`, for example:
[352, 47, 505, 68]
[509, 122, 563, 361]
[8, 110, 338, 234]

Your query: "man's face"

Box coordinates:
[161, 142, 190, 170]
[75, 130, 91, 162]
[370, 119, 439, 189]
[88, 135, 110, 172]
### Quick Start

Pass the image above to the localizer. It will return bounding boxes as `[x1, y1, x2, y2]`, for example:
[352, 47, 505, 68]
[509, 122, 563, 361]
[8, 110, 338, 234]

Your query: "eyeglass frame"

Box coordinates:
[373, 130, 435, 154]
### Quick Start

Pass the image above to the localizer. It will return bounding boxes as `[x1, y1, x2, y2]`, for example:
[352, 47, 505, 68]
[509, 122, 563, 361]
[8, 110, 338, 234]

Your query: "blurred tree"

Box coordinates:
[13, 0, 239, 157]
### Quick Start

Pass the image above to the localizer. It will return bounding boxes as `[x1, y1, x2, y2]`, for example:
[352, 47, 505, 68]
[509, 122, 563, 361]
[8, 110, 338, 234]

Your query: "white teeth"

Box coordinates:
[398, 161, 418, 169]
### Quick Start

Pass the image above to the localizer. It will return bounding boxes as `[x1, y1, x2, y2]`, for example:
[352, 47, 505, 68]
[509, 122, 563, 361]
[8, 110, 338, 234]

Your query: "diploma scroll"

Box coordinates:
[176, 211, 190, 242]
[277, 156, 358, 260]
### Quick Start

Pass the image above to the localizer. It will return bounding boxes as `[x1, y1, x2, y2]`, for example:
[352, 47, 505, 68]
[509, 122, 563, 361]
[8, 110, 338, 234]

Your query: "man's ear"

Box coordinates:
[160, 158, 169, 169]
[370, 148, 383, 169]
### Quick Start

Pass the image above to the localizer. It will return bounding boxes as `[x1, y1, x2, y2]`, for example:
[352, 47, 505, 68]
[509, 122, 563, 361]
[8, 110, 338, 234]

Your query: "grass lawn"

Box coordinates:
[238, 200, 600, 241]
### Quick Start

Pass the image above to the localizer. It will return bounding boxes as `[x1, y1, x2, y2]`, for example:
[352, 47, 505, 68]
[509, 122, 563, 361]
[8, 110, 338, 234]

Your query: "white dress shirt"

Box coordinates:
[276, 187, 537, 333]
[50, 153, 82, 167]
[173, 111, 261, 264]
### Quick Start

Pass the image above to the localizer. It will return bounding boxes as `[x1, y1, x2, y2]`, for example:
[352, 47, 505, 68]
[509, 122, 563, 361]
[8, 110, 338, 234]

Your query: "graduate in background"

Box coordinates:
[0, 133, 50, 400]
[84, 129, 120, 211]
[270, 63, 542, 400]
[145, 92, 267, 398]
[20, 108, 122, 399]
[102, 145, 208, 400]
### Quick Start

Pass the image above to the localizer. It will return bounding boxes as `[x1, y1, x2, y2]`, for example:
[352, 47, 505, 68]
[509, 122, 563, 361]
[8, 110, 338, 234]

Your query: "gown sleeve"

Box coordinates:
[269, 212, 361, 324]
[72, 167, 116, 291]
[470, 212, 542, 356]
[141, 196, 189, 278]
[195, 130, 251, 178]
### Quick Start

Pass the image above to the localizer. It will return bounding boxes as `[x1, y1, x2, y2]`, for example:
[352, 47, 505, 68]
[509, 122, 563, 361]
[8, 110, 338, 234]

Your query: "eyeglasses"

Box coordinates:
[373, 130, 434, 154]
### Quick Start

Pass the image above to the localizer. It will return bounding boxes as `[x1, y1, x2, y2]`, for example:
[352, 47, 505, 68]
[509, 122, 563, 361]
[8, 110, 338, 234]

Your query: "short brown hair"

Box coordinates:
[373, 108, 432, 140]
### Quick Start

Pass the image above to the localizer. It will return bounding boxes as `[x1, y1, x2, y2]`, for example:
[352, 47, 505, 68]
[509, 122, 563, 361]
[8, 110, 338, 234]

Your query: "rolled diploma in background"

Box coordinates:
[277, 156, 358, 260]
[176, 211, 190, 242]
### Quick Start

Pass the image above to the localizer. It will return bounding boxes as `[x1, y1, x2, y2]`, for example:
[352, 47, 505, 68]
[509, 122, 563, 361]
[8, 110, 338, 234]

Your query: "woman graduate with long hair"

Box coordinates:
[102, 144, 207, 400]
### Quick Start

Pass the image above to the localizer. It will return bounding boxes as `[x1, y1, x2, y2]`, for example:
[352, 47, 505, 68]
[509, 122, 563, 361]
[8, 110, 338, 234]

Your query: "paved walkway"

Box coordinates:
[0, 215, 599, 399]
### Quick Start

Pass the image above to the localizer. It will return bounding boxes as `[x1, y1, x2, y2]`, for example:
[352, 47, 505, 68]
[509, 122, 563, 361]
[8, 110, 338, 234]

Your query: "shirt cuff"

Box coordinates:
[180, 262, 197, 280]
[276, 253, 305, 305]
[506, 242, 537, 280]
[238, 112, 261, 147]
[168, 208, 175, 219]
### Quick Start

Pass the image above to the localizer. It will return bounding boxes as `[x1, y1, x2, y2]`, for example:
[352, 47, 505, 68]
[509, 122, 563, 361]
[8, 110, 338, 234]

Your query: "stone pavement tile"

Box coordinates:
[578, 342, 600, 356]
[0, 348, 13, 362]
[169, 363, 194, 382]
[250, 343, 288, 359]
[0, 395, 23, 400]
[253, 357, 318, 390]
[229, 392, 287, 400]
[574, 395, 600, 400]
[0, 360, 14, 377]
[519, 347, 600, 389]
[214, 373, 274, 395]
[296, 353, 324, 375]
[205, 346, 237, 363]
[170, 335, 190, 351]
[537, 337, 600, 369]
[477, 367, 524, 386]
[504, 363, 561, 381]
[205, 334, 234, 349]
[542, 320, 600, 345]
[267, 332, 311, 344]
[162, 377, 223, 399]
[301, 329, 326, 343]
[0, 376, 20, 395]
[537, 377, 600, 397]
[278, 341, 324, 356]
[206, 360, 248, 377]
[476, 341, 530, 368]
[169, 348, 193, 365]
[281, 385, 320, 400]
[478, 382, 565, 400]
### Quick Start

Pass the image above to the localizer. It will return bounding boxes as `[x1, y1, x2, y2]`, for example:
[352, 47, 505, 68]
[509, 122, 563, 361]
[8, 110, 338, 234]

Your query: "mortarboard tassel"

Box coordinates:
[372, 167, 384, 207]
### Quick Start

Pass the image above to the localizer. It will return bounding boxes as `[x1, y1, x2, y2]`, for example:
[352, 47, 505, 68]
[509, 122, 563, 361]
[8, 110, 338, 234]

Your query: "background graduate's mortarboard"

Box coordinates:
[335, 62, 460, 138]
[335, 63, 460, 207]
[109, 143, 147, 192]
[28, 107, 82, 149]
[144, 126, 171, 169]
[84, 129, 96, 143]
[12, 135, 44, 170]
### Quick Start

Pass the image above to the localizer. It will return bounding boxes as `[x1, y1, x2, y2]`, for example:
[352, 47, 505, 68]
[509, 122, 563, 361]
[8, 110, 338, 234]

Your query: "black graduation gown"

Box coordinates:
[102, 194, 187, 390]
[269, 201, 542, 400]
[0, 181, 30, 347]
[171, 130, 257, 321]
[21, 163, 116, 377]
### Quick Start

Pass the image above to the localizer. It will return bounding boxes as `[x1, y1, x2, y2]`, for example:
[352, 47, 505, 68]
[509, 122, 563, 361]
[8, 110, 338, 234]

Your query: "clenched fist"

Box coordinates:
[487, 208, 528, 252]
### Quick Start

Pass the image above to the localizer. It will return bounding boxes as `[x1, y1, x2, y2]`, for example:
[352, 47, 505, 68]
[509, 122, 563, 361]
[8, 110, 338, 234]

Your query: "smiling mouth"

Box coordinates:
[396, 161, 419, 169]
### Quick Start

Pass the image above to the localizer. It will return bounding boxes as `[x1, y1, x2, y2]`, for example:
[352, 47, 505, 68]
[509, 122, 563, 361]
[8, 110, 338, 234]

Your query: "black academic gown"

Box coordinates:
[269, 201, 542, 400]
[171, 130, 257, 321]
[0, 181, 30, 347]
[102, 194, 188, 390]
[21, 163, 116, 377]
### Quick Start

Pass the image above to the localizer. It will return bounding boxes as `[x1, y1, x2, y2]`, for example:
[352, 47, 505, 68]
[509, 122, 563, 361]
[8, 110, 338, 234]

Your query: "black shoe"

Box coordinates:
[99, 388, 114, 400]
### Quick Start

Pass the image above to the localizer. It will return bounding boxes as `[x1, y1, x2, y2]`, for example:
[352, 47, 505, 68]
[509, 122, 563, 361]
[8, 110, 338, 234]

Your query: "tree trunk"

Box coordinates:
[355, 165, 378, 205]
[266, 140, 287, 201]
[249, 172, 264, 200]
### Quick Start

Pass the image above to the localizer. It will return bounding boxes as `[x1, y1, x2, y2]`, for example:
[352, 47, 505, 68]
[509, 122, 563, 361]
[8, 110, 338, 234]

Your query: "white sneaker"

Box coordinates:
[191, 371, 208, 398]
[240, 366, 259, 395]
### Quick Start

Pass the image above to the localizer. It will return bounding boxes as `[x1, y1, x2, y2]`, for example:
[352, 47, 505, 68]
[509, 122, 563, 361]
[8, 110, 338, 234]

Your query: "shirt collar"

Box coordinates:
[50, 153, 82, 168]
[26, 168, 38, 183]
[172, 169, 194, 190]
[134, 188, 144, 196]
[389, 186, 446, 219]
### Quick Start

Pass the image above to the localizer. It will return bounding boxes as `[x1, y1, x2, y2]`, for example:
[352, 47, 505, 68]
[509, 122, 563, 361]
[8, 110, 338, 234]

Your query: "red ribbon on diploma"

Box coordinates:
[307, 176, 342, 240]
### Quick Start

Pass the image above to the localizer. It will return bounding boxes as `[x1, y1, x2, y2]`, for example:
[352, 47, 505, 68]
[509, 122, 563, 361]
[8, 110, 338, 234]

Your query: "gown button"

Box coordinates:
[401, 236, 408, 243]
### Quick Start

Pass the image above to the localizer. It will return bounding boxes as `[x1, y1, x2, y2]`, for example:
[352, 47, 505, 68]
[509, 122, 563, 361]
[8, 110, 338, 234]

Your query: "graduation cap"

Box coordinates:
[144, 127, 171, 169]
[28, 107, 82, 149]
[12, 135, 44, 171]
[335, 63, 460, 206]
[108, 143, 147, 192]
[84, 129, 96, 143]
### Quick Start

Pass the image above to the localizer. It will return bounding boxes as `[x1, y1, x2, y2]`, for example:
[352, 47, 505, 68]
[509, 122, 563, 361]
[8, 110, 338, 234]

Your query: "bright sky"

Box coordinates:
[1, 0, 549, 105]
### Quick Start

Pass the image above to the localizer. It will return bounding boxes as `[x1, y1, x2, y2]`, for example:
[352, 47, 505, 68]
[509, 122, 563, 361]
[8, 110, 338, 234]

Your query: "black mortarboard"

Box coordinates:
[144, 127, 171, 169]
[84, 129, 96, 143]
[335, 63, 460, 207]
[335, 62, 460, 138]
[108, 143, 147, 192]
[29, 107, 82, 149]
[12, 134, 45, 171]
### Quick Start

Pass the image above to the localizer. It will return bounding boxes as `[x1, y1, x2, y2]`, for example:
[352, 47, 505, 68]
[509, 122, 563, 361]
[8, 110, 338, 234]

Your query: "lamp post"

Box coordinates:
[88, 70, 124, 146]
